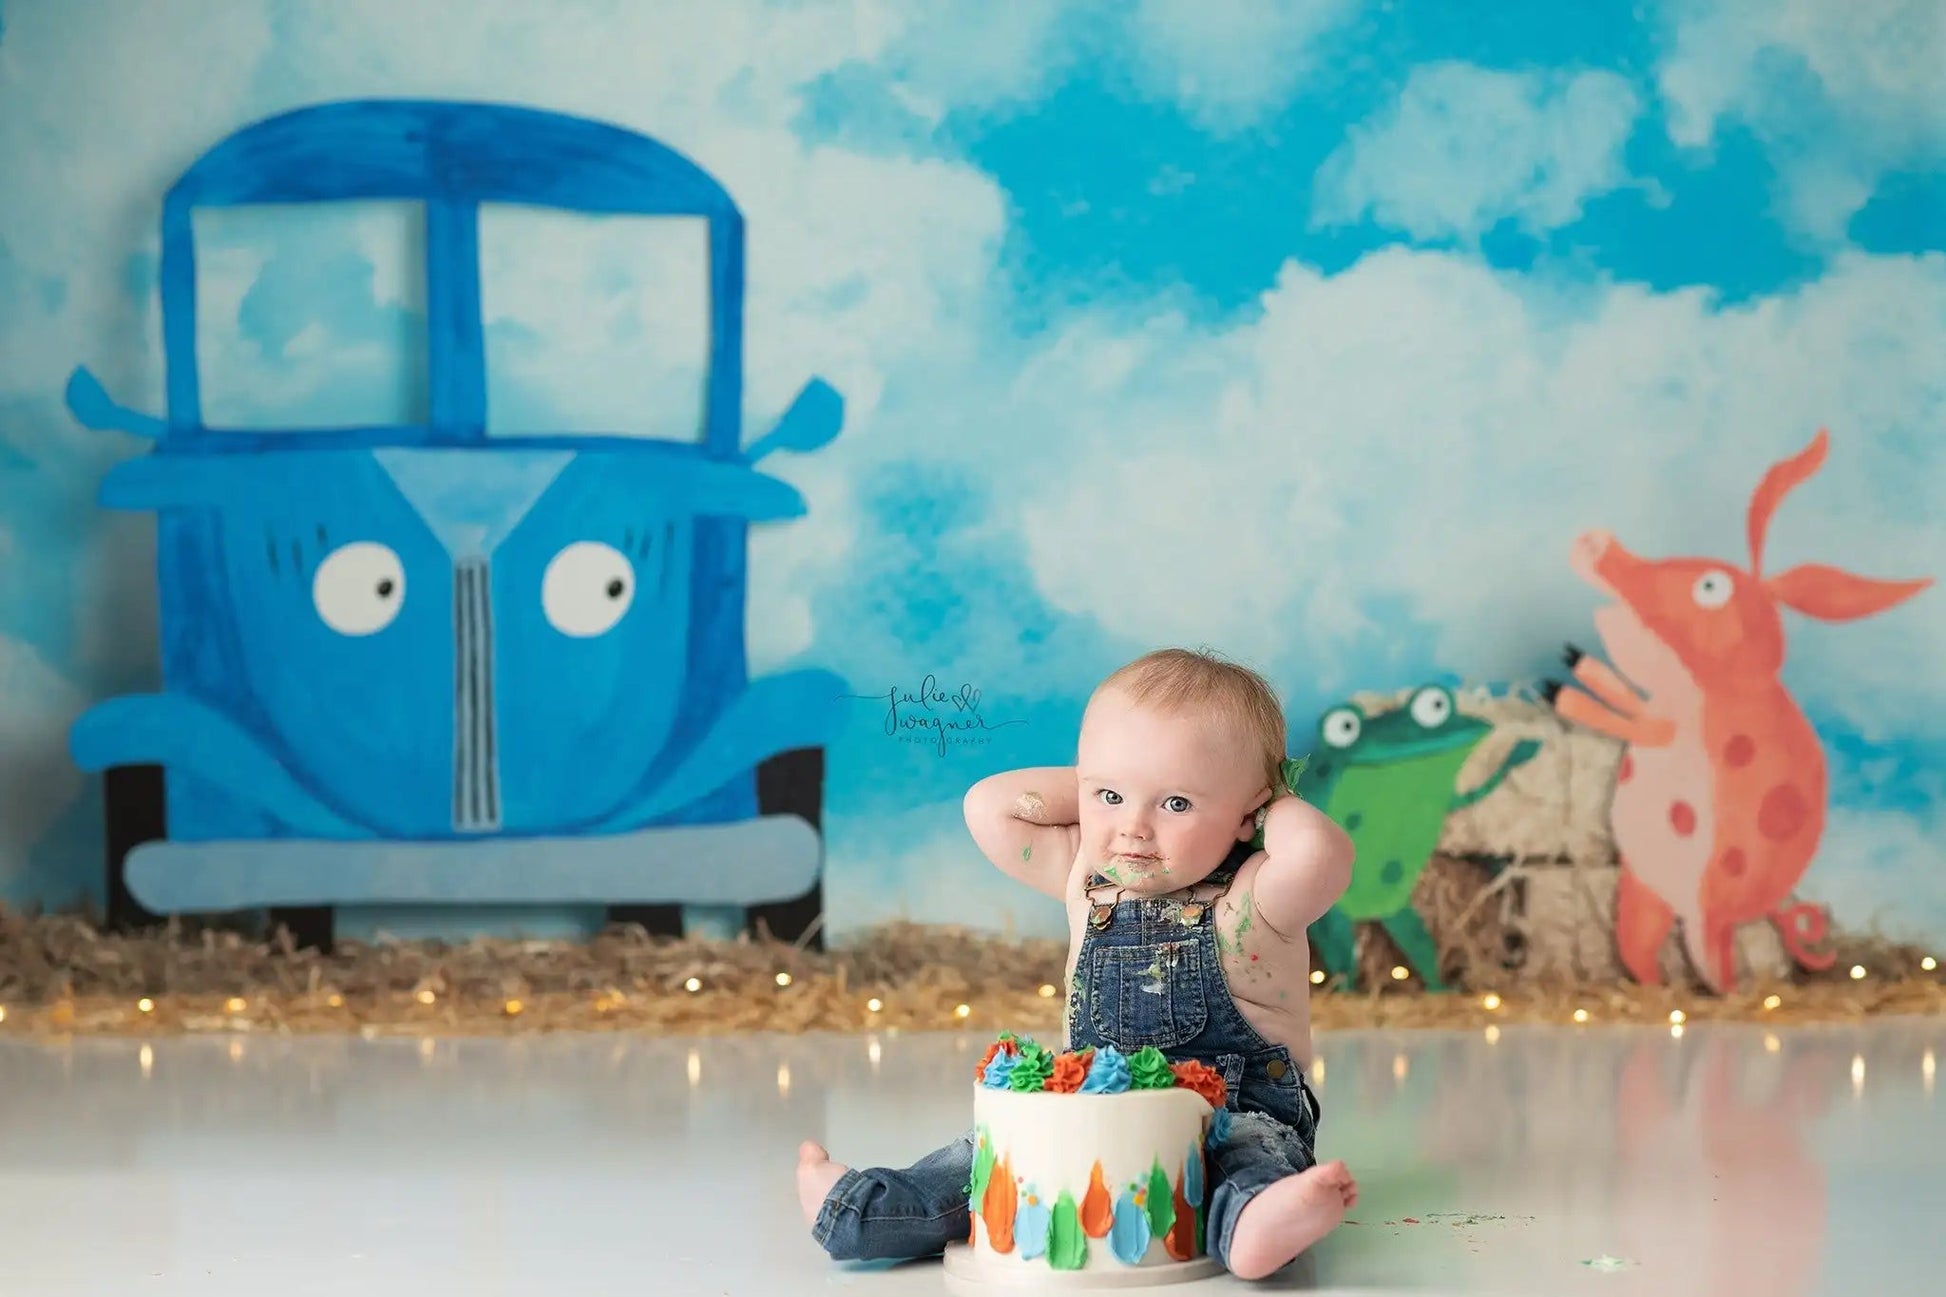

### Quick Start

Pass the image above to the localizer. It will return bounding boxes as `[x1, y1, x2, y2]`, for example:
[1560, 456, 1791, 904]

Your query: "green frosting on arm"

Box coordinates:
[1049, 1192, 1087, 1271]
[1146, 1158, 1175, 1241]
[1008, 1041, 1055, 1092]
[1128, 1046, 1174, 1090]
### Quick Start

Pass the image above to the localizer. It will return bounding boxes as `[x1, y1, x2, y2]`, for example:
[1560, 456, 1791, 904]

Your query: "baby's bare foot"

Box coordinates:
[797, 1141, 848, 1225]
[1226, 1160, 1358, 1280]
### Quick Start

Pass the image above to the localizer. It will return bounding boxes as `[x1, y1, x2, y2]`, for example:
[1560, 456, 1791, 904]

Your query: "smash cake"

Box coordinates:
[943, 1033, 1227, 1289]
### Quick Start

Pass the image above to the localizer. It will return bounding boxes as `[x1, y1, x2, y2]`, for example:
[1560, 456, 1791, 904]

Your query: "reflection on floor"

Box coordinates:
[0, 1019, 1937, 1295]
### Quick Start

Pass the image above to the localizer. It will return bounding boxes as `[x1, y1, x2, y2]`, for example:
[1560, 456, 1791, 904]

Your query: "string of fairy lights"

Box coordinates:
[0, 953, 1936, 1034]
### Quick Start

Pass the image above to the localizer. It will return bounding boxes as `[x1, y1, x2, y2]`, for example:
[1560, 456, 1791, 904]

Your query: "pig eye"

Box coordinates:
[1692, 570, 1734, 609]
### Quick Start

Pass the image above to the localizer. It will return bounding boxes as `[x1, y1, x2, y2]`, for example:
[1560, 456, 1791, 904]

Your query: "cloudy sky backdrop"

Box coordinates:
[1, 0, 1939, 941]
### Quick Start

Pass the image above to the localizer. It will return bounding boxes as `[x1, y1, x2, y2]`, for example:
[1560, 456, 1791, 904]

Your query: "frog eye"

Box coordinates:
[313, 542, 405, 636]
[543, 541, 635, 637]
[1408, 686, 1453, 729]
[1321, 707, 1362, 749]
[1692, 569, 1734, 609]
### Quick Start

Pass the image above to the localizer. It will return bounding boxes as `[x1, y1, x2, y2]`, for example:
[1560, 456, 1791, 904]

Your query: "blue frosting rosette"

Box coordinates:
[1079, 1044, 1131, 1094]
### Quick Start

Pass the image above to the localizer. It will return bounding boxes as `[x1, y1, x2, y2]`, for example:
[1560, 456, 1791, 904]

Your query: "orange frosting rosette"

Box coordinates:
[1169, 1059, 1227, 1109]
[1044, 1049, 1094, 1093]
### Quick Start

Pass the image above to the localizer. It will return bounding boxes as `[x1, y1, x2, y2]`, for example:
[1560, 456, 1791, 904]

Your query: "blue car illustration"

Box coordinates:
[64, 100, 846, 948]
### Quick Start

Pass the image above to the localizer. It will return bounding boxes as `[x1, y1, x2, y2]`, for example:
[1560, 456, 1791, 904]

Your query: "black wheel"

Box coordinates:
[605, 747, 826, 946]
[746, 746, 825, 949]
[102, 763, 335, 952]
[102, 764, 166, 931]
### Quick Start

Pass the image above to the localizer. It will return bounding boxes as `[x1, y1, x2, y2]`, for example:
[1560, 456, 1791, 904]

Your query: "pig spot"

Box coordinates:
[1344, 811, 1363, 832]
[1669, 801, 1696, 837]
[1759, 784, 1808, 842]
[1720, 847, 1746, 878]
[1380, 859, 1403, 887]
[1724, 734, 1756, 768]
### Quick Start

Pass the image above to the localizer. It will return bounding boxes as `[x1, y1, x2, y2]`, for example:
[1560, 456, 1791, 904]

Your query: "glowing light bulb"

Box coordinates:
[775, 972, 793, 987]
[1390, 966, 1410, 981]
[225, 997, 248, 1014]
[1572, 1009, 1590, 1024]
[1668, 1010, 1686, 1025]
[1309, 970, 1326, 985]
[415, 989, 437, 1005]
[1923, 956, 1938, 972]
[137, 998, 155, 1014]
[1763, 995, 1782, 1011]
[1037, 984, 1057, 998]
[503, 999, 524, 1017]
[867, 998, 884, 1013]
[954, 1004, 972, 1019]
[1849, 965, 1867, 981]
[684, 978, 702, 993]
[327, 993, 344, 1009]
[1482, 994, 1502, 1011]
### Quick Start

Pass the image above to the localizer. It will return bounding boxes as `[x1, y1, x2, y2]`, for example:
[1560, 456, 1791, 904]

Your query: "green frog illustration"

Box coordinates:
[1295, 685, 1540, 991]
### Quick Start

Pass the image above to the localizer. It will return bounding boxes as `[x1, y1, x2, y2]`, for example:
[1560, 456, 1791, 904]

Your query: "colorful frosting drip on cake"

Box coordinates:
[966, 1032, 1221, 1272]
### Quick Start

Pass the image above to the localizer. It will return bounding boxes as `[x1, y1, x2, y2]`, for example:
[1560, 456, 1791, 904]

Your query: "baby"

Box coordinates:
[798, 648, 1358, 1279]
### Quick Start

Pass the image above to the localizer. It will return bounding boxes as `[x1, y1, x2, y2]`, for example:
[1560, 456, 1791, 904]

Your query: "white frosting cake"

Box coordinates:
[943, 1037, 1222, 1289]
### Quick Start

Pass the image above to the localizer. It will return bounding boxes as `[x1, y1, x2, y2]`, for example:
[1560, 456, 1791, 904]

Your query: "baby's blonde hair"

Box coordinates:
[1091, 647, 1287, 794]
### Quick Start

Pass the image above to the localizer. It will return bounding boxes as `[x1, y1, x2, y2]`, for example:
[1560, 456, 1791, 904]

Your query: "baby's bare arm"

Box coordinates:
[1252, 796, 1354, 935]
[963, 767, 1082, 901]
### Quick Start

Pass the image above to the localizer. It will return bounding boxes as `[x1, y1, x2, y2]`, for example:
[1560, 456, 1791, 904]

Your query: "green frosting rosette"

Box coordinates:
[1007, 1040, 1056, 1092]
[1127, 1045, 1175, 1090]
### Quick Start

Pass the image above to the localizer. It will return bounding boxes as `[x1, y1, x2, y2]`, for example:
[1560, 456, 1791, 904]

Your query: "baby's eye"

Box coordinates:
[1096, 789, 1124, 806]
[1163, 796, 1192, 813]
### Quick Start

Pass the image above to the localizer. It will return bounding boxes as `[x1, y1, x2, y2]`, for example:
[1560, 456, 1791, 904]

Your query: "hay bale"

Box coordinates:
[1504, 862, 1791, 988]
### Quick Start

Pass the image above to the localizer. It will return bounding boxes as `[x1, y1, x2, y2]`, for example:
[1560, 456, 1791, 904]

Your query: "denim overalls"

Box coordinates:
[812, 841, 1324, 1270]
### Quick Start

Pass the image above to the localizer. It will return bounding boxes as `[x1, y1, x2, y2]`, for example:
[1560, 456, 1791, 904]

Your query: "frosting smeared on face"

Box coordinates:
[1076, 690, 1269, 894]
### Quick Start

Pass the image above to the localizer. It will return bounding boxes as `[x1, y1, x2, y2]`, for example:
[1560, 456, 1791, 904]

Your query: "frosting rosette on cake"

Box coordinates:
[1008, 1041, 1056, 1092]
[1169, 1059, 1227, 1109]
[1127, 1046, 1175, 1090]
[1045, 1050, 1093, 1093]
[982, 1049, 1019, 1089]
[975, 1034, 1021, 1083]
[1079, 1045, 1131, 1094]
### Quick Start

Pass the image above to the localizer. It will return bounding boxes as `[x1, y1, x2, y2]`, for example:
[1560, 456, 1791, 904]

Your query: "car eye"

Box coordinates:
[543, 542, 635, 637]
[313, 542, 405, 636]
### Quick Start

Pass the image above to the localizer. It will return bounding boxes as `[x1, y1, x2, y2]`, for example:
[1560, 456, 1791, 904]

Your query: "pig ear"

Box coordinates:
[1765, 564, 1932, 621]
[1747, 429, 1828, 576]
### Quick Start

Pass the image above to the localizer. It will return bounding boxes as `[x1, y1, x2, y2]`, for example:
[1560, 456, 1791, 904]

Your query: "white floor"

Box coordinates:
[0, 1018, 1939, 1295]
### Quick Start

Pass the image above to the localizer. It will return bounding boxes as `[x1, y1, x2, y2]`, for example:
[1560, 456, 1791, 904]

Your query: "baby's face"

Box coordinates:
[1075, 692, 1269, 895]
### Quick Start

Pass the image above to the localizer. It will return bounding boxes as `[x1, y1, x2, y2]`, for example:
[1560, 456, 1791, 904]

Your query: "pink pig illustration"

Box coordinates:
[1549, 430, 1931, 992]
